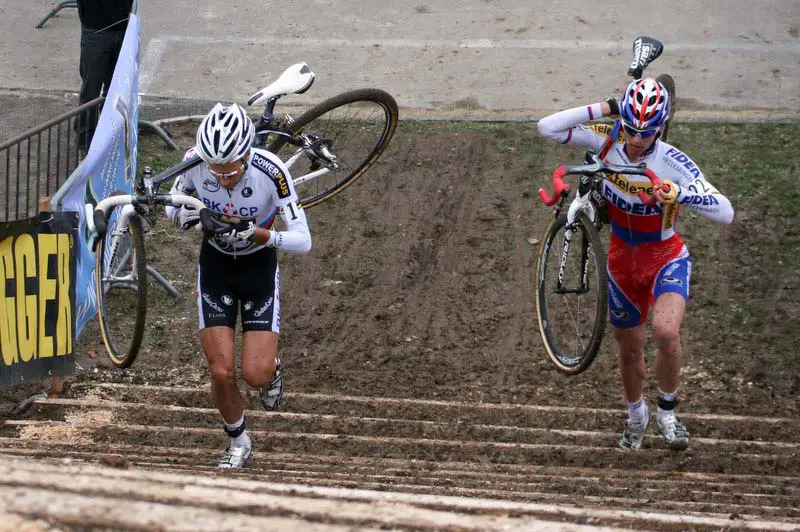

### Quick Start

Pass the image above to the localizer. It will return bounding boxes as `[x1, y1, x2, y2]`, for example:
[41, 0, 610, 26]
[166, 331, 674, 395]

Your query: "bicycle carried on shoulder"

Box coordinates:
[89, 62, 399, 368]
[533, 36, 677, 375]
[534, 151, 662, 374]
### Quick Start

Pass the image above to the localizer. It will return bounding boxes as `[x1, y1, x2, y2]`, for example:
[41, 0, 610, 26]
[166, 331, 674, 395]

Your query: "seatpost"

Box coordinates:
[261, 97, 279, 122]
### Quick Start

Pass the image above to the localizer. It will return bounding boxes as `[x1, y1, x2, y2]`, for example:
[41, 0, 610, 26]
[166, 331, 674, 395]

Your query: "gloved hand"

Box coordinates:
[177, 206, 200, 230]
[654, 179, 679, 204]
[605, 97, 620, 117]
[217, 221, 258, 243]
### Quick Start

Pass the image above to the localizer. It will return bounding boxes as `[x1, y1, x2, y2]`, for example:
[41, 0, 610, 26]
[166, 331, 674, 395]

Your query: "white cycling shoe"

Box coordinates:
[619, 404, 650, 450]
[217, 444, 252, 469]
[260, 358, 284, 411]
[657, 409, 690, 450]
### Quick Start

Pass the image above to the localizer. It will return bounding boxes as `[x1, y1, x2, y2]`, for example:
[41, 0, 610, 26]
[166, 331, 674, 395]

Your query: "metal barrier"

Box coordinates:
[35, 0, 78, 29]
[0, 97, 102, 222]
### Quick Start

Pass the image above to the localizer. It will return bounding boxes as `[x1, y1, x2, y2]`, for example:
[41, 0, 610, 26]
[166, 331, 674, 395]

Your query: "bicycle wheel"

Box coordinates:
[656, 74, 676, 142]
[535, 212, 608, 375]
[95, 215, 147, 368]
[267, 88, 398, 209]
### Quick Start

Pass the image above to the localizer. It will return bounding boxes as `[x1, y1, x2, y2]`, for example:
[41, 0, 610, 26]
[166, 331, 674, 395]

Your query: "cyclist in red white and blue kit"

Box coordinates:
[165, 103, 311, 469]
[537, 78, 733, 451]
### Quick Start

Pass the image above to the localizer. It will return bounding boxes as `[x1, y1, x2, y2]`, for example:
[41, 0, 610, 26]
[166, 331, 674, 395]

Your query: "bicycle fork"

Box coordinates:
[553, 191, 596, 295]
[555, 225, 592, 295]
[101, 204, 138, 292]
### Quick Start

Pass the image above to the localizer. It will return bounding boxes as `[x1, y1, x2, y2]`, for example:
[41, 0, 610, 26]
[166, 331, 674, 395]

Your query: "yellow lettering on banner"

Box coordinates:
[56, 233, 72, 355]
[0, 239, 18, 365]
[0, 230, 73, 366]
[14, 235, 36, 363]
[37, 234, 57, 358]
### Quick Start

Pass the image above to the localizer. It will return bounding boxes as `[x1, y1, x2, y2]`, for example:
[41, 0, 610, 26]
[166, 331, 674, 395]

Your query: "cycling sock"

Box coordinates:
[231, 430, 251, 449]
[657, 388, 677, 402]
[626, 397, 647, 423]
[223, 415, 251, 447]
[657, 389, 678, 411]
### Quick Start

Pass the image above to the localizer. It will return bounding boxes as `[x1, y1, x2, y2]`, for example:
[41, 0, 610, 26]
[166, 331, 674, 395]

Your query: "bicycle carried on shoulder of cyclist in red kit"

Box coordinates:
[534, 37, 677, 375]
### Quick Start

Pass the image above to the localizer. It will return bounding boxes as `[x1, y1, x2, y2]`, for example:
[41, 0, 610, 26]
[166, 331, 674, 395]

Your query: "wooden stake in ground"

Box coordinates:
[39, 195, 64, 399]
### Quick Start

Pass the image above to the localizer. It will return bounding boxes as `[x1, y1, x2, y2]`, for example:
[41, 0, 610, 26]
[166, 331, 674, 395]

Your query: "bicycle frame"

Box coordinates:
[538, 151, 662, 298]
[250, 62, 340, 185]
[86, 61, 359, 241]
[97, 203, 139, 293]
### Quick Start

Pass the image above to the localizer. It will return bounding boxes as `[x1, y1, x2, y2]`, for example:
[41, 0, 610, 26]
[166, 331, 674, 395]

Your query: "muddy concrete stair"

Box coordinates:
[2, 382, 799, 531]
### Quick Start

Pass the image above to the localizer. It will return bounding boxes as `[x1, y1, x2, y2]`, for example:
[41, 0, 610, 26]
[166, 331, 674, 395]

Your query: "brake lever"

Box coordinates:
[199, 208, 227, 238]
[199, 208, 253, 239]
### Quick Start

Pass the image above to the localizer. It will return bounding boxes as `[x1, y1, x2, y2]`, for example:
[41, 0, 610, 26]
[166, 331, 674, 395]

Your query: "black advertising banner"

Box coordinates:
[0, 211, 78, 388]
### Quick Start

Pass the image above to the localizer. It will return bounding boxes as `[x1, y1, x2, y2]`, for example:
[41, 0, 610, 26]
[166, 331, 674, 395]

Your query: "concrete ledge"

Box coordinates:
[2, 89, 799, 127]
[1, 456, 798, 531]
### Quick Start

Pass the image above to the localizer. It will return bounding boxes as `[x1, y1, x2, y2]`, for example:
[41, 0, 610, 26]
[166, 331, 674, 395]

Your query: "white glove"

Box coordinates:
[219, 221, 257, 243]
[178, 206, 200, 230]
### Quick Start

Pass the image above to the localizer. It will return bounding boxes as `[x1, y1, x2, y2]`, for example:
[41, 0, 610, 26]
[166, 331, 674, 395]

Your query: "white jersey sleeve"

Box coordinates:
[269, 185, 311, 254]
[537, 103, 609, 151]
[248, 151, 312, 255]
[661, 145, 734, 224]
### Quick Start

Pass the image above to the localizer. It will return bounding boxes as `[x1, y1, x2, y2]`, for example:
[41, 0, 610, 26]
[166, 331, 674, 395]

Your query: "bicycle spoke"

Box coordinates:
[560, 292, 588, 355]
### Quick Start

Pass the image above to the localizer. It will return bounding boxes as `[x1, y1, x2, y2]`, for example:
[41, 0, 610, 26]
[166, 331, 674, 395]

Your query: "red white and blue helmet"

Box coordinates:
[620, 78, 670, 131]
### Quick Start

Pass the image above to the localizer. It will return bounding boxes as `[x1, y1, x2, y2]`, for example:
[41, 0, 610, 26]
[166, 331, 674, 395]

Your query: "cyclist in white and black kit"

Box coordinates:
[165, 102, 311, 469]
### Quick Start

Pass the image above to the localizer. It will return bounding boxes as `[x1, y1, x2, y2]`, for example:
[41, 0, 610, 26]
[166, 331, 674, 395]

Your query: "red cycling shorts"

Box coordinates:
[606, 233, 691, 328]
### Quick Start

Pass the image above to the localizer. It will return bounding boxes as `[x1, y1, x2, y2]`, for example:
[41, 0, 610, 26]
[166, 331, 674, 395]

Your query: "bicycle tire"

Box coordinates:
[95, 215, 147, 369]
[656, 74, 676, 143]
[535, 212, 608, 375]
[266, 88, 398, 209]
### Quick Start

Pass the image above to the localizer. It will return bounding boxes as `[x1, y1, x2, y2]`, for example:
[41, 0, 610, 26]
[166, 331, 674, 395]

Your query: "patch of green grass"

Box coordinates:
[672, 123, 800, 214]
[136, 133, 191, 187]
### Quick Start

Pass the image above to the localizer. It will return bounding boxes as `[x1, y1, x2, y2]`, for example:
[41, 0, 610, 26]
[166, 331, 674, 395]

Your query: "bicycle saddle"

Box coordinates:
[248, 62, 316, 106]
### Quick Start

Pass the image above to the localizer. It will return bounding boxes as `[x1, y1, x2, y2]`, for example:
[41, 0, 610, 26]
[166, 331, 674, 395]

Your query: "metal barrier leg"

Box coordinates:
[147, 265, 182, 298]
[139, 120, 180, 151]
[35, 0, 78, 29]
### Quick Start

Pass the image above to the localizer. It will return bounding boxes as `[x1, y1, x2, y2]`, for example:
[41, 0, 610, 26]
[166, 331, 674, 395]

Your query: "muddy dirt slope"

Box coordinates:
[1, 121, 799, 530]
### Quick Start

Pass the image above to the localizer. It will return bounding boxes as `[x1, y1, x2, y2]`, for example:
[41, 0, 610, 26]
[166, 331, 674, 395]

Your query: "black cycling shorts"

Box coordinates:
[196, 243, 280, 332]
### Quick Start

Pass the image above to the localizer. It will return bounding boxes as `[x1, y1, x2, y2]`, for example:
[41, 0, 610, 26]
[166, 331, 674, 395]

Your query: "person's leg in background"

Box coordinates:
[75, 29, 121, 151]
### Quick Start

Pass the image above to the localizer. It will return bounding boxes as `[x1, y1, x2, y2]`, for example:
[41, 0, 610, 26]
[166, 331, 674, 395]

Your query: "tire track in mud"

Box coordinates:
[1, 382, 799, 530]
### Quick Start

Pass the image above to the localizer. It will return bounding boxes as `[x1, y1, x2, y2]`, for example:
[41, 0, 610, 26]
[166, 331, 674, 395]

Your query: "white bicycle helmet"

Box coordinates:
[620, 78, 670, 131]
[195, 103, 255, 164]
